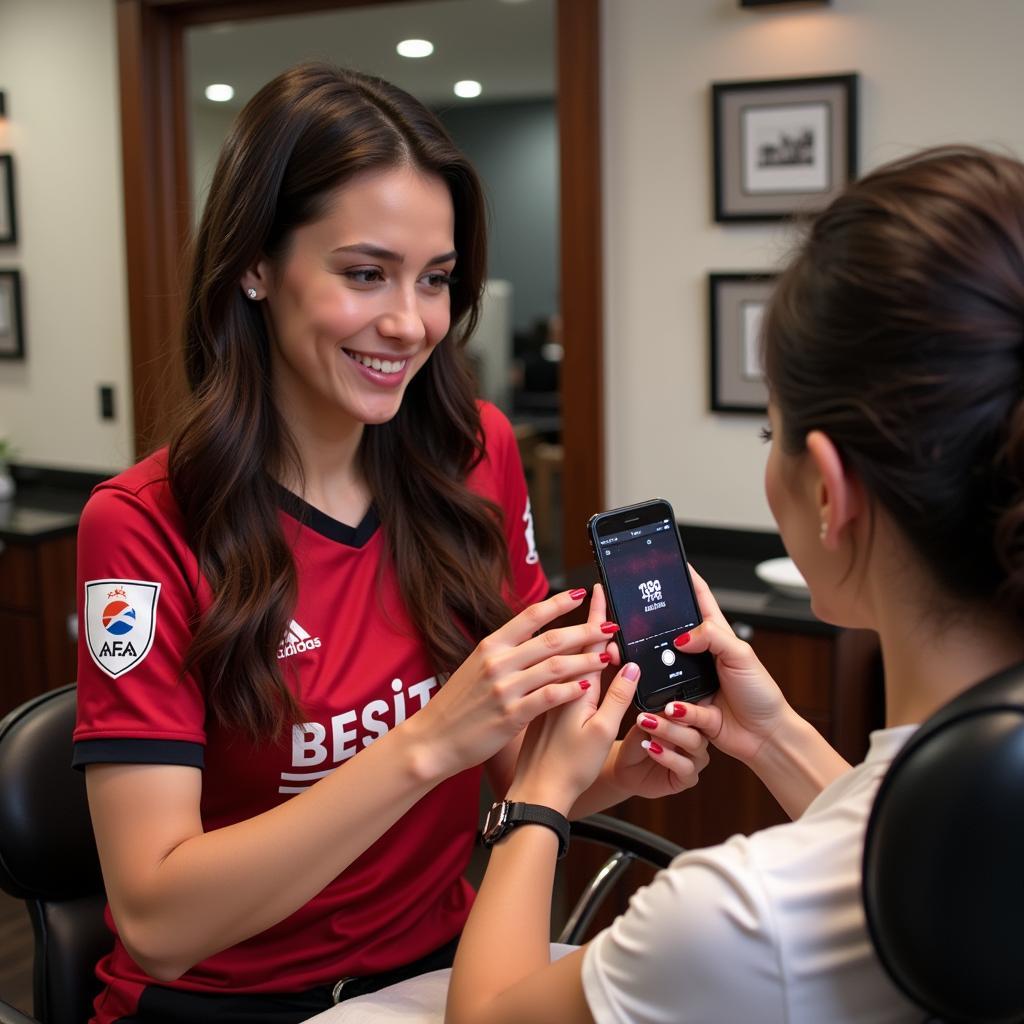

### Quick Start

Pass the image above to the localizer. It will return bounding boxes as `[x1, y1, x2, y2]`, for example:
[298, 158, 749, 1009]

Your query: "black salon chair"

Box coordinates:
[0, 685, 109, 1024]
[863, 661, 1024, 1024]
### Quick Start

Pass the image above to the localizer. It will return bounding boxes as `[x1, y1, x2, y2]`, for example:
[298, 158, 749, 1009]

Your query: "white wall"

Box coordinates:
[0, 0, 132, 472]
[602, 0, 1024, 530]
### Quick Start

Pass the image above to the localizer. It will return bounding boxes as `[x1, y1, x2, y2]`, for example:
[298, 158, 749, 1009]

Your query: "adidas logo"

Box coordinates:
[277, 619, 322, 660]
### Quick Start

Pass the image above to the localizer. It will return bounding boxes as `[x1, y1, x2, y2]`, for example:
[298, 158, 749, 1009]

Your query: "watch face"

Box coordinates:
[482, 801, 509, 844]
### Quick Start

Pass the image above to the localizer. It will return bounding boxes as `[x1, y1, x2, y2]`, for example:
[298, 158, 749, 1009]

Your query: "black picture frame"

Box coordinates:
[0, 155, 16, 245]
[709, 272, 775, 413]
[711, 73, 858, 222]
[0, 269, 25, 360]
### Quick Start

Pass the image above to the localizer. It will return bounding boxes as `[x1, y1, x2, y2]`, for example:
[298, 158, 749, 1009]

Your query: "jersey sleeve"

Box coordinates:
[581, 839, 786, 1024]
[477, 402, 550, 608]
[73, 482, 207, 769]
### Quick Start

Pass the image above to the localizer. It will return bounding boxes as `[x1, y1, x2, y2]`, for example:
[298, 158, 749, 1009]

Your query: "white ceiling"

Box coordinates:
[186, 0, 556, 111]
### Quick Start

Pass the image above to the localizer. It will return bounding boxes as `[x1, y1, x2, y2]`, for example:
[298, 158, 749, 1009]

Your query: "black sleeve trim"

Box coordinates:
[72, 738, 205, 771]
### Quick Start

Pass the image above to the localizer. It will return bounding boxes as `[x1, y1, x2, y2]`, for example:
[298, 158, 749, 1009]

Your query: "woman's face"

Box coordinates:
[258, 165, 457, 435]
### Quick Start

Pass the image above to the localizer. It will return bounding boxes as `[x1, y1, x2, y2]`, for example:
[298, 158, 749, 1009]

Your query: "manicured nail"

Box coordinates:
[640, 715, 658, 729]
[600, 621, 619, 634]
[599, 652, 612, 664]
[622, 662, 640, 680]
[569, 588, 587, 601]
[667, 703, 687, 719]
[673, 632, 691, 648]
[641, 739, 664, 755]
[578, 680, 591, 690]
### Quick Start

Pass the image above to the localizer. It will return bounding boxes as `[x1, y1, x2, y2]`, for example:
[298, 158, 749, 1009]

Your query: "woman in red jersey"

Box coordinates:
[73, 63, 707, 1024]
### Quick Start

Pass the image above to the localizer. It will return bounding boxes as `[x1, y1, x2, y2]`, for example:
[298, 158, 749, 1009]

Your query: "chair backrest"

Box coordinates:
[0, 685, 109, 1024]
[863, 662, 1024, 1024]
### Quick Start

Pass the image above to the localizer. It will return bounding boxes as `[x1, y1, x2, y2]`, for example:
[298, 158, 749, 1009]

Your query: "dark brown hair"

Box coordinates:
[764, 145, 1024, 615]
[169, 63, 512, 740]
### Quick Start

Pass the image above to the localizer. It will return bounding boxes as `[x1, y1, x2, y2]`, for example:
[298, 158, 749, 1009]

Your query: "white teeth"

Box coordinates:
[345, 351, 407, 374]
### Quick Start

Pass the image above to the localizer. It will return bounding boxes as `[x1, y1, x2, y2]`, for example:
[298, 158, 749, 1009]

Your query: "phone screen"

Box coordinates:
[590, 500, 718, 709]
[598, 518, 700, 659]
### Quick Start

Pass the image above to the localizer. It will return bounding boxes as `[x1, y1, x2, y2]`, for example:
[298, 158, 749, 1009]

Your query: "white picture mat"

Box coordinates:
[742, 102, 830, 194]
[741, 300, 766, 381]
[0, 157, 11, 238]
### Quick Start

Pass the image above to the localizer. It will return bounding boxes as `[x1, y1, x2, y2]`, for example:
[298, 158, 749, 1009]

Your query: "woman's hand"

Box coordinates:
[666, 568, 792, 768]
[408, 589, 619, 782]
[506, 659, 641, 815]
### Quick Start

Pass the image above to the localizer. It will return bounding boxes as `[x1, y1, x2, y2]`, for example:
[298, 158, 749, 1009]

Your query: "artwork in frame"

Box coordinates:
[712, 73, 858, 222]
[0, 270, 25, 360]
[708, 273, 776, 413]
[0, 155, 16, 245]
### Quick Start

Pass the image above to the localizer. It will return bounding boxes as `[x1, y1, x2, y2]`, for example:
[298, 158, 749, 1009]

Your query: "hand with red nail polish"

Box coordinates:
[678, 569, 845, 817]
[406, 586, 631, 781]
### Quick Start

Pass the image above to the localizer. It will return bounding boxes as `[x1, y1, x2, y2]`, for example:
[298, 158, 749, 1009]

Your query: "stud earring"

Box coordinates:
[820, 520, 828, 541]
[246, 287, 257, 300]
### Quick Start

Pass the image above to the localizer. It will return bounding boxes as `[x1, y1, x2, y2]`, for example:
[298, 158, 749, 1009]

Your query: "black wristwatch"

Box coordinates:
[481, 800, 570, 860]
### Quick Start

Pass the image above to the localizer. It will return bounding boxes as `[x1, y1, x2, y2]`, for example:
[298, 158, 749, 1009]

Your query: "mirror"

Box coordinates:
[185, 0, 567, 576]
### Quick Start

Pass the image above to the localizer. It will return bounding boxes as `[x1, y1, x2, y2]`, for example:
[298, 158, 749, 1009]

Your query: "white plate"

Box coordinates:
[755, 557, 810, 599]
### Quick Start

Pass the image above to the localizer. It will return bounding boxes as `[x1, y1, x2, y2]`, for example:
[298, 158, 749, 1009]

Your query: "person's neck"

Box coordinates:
[877, 603, 1024, 727]
[277, 411, 371, 527]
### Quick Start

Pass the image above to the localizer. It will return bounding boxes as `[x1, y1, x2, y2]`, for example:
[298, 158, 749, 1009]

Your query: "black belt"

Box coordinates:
[331, 934, 461, 1004]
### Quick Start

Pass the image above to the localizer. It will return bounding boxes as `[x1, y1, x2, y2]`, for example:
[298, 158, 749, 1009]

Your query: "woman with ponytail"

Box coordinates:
[445, 145, 1024, 1024]
[72, 63, 704, 1023]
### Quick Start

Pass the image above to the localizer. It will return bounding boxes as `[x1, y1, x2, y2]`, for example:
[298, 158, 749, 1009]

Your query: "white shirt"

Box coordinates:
[581, 726, 921, 1024]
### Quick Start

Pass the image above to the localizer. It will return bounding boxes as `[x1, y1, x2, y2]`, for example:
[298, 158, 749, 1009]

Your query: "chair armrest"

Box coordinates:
[0, 1000, 38, 1024]
[558, 813, 683, 945]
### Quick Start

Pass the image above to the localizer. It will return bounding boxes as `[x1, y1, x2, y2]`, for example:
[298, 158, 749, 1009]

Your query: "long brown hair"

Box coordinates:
[764, 145, 1024, 615]
[169, 63, 512, 741]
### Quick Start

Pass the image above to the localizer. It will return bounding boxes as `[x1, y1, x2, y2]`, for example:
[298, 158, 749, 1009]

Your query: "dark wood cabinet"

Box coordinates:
[0, 532, 78, 717]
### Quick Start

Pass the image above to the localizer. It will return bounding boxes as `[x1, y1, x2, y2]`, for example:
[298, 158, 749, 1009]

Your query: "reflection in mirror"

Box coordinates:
[186, 0, 566, 577]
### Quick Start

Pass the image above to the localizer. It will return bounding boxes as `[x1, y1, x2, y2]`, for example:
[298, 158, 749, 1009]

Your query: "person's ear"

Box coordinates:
[240, 259, 272, 302]
[806, 430, 862, 550]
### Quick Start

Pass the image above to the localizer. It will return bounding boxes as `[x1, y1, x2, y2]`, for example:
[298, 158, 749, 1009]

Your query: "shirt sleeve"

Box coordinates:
[478, 402, 550, 608]
[581, 839, 787, 1024]
[73, 482, 207, 769]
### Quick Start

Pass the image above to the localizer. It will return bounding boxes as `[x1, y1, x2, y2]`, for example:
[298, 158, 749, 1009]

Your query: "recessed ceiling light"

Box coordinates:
[454, 80, 482, 99]
[205, 83, 234, 103]
[397, 38, 434, 58]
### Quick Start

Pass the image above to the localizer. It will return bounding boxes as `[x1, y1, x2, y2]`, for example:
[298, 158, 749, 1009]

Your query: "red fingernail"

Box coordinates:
[643, 740, 664, 755]
[640, 715, 658, 729]
[673, 632, 691, 648]
[600, 621, 619, 634]
[599, 652, 612, 664]
[668, 703, 687, 719]
[569, 588, 587, 601]
[579, 680, 591, 690]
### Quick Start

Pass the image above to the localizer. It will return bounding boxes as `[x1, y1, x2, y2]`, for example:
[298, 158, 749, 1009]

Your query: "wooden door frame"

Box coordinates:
[116, 0, 603, 572]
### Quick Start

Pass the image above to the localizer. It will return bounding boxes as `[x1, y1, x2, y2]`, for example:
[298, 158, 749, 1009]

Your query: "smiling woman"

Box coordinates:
[70, 62, 636, 1024]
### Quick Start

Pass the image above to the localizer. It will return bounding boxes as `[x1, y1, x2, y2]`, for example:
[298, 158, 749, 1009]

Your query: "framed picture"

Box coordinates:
[0, 155, 16, 245]
[712, 73, 858, 222]
[0, 270, 25, 360]
[709, 273, 775, 413]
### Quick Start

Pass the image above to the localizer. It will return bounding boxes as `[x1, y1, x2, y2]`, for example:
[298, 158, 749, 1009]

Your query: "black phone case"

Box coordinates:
[588, 501, 719, 711]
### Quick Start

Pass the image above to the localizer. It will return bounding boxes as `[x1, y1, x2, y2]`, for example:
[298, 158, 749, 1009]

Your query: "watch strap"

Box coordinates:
[482, 800, 570, 859]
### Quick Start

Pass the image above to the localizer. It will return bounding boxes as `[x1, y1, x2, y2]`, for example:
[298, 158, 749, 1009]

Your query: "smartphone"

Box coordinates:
[588, 499, 719, 712]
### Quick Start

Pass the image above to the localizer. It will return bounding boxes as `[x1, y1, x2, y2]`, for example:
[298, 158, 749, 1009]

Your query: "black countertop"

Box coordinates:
[0, 465, 110, 543]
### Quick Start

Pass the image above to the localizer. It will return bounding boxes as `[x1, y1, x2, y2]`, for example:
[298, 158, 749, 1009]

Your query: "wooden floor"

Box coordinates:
[0, 890, 32, 1016]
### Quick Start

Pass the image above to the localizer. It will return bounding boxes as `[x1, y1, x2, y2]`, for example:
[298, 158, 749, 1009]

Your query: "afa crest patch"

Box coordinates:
[84, 579, 161, 679]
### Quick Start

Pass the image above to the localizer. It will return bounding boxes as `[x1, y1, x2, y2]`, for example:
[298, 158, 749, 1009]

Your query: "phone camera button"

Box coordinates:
[660, 649, 677, 666]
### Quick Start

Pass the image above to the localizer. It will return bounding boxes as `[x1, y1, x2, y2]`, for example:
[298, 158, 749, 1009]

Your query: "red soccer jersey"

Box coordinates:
[73, 402, 548, 1022]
